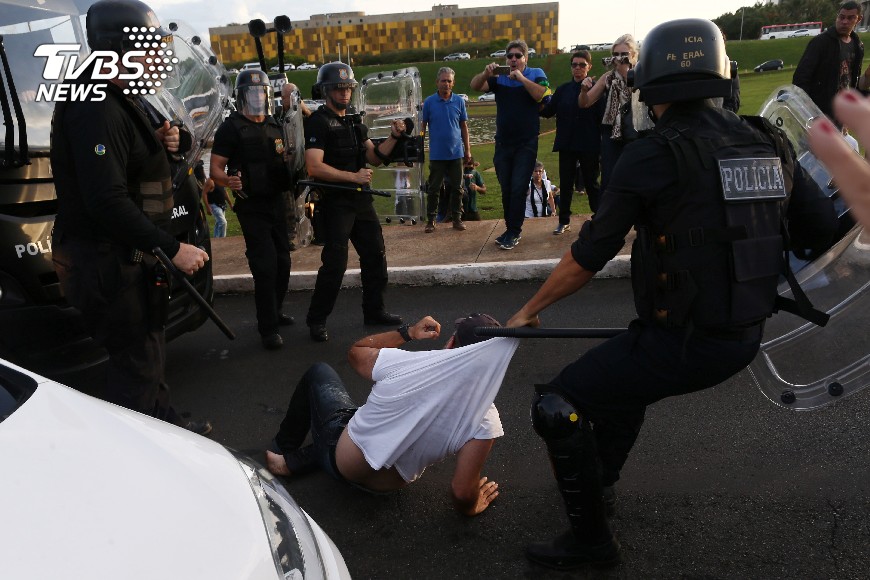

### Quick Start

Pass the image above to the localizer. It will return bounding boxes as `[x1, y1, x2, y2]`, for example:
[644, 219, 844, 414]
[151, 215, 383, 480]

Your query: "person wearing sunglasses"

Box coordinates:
[577, 34, 642, 196]
[540, 50, 605, 232]
[509, 18, 836, 570]
[470, 39, 552, 250]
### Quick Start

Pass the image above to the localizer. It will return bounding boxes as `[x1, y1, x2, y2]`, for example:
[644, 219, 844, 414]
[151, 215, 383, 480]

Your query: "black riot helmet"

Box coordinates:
[629, 18, 732, 106]
[312, 61, 358, 100]
[86, 0, 170, 53]
[234, 69, 274, 117]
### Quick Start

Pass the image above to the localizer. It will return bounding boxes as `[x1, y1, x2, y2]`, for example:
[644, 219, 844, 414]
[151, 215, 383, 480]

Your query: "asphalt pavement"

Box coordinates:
[165, 280, 870, 579]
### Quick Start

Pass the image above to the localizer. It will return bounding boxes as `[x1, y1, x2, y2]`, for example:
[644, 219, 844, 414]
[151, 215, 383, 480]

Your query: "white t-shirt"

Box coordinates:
[347, 337, 519, 483]
[524, 179, 552, 218]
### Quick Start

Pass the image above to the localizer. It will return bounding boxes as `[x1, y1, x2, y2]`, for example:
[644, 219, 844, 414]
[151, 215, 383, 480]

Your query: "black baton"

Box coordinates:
[298, 179, 392, 197]
[473, 327, 627, 339]
[152, 247, 236, 340]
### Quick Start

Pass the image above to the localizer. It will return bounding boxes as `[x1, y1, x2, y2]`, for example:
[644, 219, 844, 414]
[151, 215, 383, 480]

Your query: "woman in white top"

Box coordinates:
[525, 161, 557, 218]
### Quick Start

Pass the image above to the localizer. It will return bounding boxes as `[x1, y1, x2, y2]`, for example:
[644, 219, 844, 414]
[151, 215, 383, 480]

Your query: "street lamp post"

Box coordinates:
[739, 7, 745, 41]
[337, 41, 342, 63]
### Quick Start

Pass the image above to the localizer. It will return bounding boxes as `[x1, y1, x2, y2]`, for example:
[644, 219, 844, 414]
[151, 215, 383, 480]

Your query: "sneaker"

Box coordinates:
[424, 220, 436, 233]
[452, 218, 466, 231]
[526, 531, 620, 570]
[553, 223, 571, 235]
[183, 419, 213, 437]
[499, 235, 520, 250]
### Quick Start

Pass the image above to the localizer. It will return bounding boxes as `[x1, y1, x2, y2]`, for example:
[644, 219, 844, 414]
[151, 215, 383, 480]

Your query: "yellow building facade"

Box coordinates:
[209, 3, 559, 65]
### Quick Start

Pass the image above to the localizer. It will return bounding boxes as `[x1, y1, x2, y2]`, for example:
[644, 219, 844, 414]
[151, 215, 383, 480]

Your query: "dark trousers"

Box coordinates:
[274, 363, 358, 480]
[236, 202, 291, 337]
[493, 137, 538, 237]
[548, 320, 761, 486]
[557, 150, 601, 223]
[52, 237, 179, 423]
[599, 125, 625, 196]
[307, 201, 388, 325]
[426, 158, 463, 219]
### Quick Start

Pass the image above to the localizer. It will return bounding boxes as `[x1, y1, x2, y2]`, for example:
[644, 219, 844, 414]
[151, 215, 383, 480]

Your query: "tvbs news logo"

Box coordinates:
[34, 27, 179, 102]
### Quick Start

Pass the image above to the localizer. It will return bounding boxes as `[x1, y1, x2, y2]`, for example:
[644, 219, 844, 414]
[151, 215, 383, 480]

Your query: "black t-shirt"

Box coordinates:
[839, 39, 856, 92]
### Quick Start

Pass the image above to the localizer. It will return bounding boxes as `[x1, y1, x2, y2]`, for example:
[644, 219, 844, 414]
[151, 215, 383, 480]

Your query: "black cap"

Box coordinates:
[454, 313, 501, 347]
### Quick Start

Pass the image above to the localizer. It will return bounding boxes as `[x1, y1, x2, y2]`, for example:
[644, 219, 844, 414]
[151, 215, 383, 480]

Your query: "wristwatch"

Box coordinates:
[397, 323, 413, 342]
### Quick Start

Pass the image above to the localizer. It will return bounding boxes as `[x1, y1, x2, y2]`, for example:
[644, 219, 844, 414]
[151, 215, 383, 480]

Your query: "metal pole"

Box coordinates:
[739, 7, 745, 41]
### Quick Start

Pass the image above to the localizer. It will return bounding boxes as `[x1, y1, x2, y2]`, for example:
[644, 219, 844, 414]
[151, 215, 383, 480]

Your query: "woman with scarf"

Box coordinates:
[577, 34, 641, 195]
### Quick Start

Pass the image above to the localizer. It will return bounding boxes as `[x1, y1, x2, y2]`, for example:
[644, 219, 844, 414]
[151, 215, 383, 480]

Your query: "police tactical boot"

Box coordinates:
[308, 324, 329, 342]
[262, 333, 283, 350]
[278, 314, 295, 326]
[526, 531, 621, 570]
[603, 485, 617, 517]
[452, 217, 466, 231]
[183, 419, 214, 437]
[425, 220, 436, 233]
[364, 311, 403, 325]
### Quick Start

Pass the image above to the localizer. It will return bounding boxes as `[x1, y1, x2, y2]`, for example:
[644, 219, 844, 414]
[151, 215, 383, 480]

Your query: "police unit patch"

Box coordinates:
[94, 144, 106, 156]
[339, 68, 349, 80]
[275, 138, 284, 154]
[718, 157, 787, 201]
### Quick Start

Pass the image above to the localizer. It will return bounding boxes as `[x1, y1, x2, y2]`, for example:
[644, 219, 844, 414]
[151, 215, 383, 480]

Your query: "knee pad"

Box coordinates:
[531, 387, 585, 440]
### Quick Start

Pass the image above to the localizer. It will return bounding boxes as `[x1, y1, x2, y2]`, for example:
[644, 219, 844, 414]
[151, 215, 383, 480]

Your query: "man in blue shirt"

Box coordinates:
[471, 39, 551, 249]
[421, 67, 471, 232]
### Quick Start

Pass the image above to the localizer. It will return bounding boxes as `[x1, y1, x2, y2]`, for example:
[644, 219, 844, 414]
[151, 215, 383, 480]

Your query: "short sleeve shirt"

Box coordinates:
[421, 92, 468, 160]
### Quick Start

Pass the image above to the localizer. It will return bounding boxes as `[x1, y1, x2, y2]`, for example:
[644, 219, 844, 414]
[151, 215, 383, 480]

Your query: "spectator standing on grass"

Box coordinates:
[470, 39, 551, 251]
[421, 67, 471, 233]
[540, 50, 605, 231]
[793, 1, 865, 125]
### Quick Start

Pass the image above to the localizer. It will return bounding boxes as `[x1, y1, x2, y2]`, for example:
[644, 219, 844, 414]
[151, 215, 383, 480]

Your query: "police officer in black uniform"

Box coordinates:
[507, 19, 838, 570]
[51, 0, 211, 432]
[303, 62, 405, 342]
[211, 70, 293, 350]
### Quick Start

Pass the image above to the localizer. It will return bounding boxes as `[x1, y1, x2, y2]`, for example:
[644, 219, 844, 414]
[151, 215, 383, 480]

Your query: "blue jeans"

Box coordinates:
[209, 204, 227, 238]
[274, 363, 358, 481]
[493, 138, 538, 238]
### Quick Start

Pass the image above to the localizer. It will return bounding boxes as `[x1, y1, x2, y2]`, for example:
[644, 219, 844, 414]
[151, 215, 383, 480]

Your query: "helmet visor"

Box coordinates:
[238, 84, 274, 116]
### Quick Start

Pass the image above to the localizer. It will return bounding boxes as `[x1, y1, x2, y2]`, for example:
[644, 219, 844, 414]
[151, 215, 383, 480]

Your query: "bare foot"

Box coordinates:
[265, 449, 292, 476]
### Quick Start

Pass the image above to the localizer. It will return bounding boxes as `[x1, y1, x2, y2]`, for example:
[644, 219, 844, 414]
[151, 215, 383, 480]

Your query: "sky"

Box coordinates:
[148, 0, 755, 51]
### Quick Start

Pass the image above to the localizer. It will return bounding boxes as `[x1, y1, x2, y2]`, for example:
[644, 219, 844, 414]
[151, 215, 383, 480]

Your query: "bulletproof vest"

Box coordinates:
[317, 109, 367, 173]
[632, 110, 794, 329]
[52, 91, 173, 232]
[228, 112, 292, 197]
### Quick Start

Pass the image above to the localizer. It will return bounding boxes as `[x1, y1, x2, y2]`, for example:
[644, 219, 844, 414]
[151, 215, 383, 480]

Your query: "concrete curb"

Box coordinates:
[214, 255, 631, 294]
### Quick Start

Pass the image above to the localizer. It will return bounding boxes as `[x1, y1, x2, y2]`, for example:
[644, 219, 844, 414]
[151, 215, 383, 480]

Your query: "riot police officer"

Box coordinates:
[211, 70, 293, 350]
[506, 19, 838, 569]
[51, 0, 211, 431]
[303, 62, 405, 343]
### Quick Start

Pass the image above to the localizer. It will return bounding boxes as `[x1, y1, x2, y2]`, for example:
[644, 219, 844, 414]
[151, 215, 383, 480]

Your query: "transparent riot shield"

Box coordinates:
[358, 68, 425, 225]
[281, 88, 313, 248]
[748, 85, 870, 410]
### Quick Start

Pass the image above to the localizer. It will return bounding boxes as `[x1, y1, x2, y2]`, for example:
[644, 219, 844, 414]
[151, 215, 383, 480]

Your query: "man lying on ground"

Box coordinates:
[265, 314, 519, 515]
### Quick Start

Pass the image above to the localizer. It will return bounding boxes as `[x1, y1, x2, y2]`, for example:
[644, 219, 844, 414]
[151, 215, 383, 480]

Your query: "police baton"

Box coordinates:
[473, 327, 627, 339]
[298, 179, 392, 198]
[152, 247, 236, 340]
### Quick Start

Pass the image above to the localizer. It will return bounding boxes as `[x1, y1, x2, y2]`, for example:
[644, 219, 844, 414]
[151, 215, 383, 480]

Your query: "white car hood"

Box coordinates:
[0, 377, 277, 580]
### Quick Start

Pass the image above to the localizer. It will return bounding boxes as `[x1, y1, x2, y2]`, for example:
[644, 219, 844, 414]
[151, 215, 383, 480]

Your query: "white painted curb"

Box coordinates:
[214, 255, 631, 294]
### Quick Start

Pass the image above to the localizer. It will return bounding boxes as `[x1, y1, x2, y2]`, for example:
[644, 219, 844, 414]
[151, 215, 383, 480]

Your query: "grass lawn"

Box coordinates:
[210, 34, 870, 237]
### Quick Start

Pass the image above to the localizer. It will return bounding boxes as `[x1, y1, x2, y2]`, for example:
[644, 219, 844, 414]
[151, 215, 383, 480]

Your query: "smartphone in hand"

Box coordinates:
[494, 65, 512, 75]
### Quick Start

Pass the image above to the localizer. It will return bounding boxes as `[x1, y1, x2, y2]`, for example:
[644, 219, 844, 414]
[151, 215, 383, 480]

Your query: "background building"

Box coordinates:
[209, 3, 559, 65]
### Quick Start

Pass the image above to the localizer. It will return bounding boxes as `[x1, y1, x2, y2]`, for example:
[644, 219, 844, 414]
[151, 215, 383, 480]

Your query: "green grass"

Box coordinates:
[210, 34, 870, 236]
